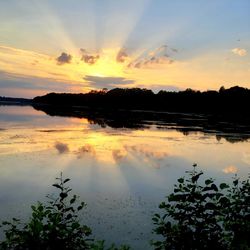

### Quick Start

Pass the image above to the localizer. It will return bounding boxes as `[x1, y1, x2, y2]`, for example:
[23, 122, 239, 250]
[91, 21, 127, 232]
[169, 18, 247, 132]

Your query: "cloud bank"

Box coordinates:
[83, 75, 134, 89]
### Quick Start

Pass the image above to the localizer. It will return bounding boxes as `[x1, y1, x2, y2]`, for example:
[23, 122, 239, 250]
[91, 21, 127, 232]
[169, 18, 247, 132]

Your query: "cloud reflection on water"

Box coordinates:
[0, 105, 249, 248]
[76, 144, 96, 159]
[55, 142, 69, 154]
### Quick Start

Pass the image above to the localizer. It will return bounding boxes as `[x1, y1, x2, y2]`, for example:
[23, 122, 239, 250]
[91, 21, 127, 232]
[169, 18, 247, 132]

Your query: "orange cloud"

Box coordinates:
[231, 48, 247, 56]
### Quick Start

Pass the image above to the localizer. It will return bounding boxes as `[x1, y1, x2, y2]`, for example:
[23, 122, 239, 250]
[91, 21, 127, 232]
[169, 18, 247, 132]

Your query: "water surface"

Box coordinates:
[0, 105, 249, 249]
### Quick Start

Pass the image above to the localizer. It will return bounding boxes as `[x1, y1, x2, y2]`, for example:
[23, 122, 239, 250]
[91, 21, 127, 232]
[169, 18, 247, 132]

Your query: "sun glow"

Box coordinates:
[0, 45, 129, 88]
[80, 48, 126, 78]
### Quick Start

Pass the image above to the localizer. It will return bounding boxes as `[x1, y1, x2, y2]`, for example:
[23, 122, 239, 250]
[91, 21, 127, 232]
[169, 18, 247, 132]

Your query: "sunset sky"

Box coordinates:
[0, 0, 249, 98]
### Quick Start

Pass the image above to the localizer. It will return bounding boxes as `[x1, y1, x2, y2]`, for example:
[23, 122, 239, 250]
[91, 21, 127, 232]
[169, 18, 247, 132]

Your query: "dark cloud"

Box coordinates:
[83, 75, 134, 89]
[55, 142, 69, 154]
[116, 48, 128, 63]
[128, 45, 176, 69]
[56, 52, 72, 65]
[80, 48, 100, 65]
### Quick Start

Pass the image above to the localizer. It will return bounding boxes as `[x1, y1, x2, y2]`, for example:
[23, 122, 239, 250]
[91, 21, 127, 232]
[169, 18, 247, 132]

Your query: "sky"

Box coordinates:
[0, 0, 249, 98]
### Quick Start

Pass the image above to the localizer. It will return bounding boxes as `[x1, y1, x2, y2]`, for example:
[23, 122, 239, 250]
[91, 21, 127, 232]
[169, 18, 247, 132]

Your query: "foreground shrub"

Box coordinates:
[1, 167, 249, 250]
[0, 173, 129, 250]
[152, 164, 250, 250]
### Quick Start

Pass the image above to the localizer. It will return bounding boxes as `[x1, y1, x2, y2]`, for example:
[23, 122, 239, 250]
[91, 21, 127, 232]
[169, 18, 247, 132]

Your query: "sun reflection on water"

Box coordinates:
[0, 105, 249, 248]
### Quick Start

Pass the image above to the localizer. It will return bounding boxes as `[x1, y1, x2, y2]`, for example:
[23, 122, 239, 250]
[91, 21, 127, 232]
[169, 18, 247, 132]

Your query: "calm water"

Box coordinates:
[0, 105, 250, 249]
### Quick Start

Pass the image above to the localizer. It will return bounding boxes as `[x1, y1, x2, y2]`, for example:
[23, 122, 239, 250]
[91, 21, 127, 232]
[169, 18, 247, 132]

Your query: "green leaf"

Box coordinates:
[177, 178, 184, 183]
[211, 183, 218, 191]
[205, 179, 214, 185]
[219, 183, 229, 189]
[203, 186, 213, 192]
[66, 214, 72, 220]
[77, 205, 83, 211]
[233, 179, 239, 186]
[60, 192, 68, 199]
[219, 197, 230, 205]
[70, 197, 76, 204]
[168, 194, 184, 202]
[52, 184, 63, 190]
[159, 202, 166, 209]
[152, 217, 159, 222]
[63, 178, 70, 183]
[191, 172, 203, 183]
[205, 202, 216, 210]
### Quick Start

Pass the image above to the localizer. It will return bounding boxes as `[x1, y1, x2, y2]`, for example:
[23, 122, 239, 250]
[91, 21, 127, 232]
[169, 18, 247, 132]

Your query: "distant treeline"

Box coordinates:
[0, 96, 31, 105]
[33, 86, 250, 114]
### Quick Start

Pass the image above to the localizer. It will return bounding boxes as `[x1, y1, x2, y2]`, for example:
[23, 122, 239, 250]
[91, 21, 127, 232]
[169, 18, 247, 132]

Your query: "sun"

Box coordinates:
[81, 48, 127, 78]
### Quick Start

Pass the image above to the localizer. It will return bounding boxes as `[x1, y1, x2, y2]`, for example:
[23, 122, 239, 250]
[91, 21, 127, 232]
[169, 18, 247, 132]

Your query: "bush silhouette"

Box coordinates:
[0, 168, 249, 249]
[152, 165, 250, 250]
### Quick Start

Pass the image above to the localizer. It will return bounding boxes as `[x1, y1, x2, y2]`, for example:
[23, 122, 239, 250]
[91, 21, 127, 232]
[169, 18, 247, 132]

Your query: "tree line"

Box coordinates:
[33, 86, 250, 114]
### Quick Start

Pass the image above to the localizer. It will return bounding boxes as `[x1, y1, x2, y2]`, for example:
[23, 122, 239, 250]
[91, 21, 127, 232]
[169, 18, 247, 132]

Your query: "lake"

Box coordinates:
[0, 105, 249, 249]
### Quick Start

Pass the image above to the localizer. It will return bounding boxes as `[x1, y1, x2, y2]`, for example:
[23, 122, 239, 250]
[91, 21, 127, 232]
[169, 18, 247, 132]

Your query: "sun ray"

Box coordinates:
[32, 0, 79, 54]
[94, 0, 152, 50]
